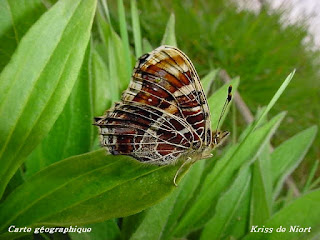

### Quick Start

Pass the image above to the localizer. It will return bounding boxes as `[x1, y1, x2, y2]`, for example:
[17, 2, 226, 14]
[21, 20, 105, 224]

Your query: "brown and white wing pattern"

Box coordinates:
[95, 103, 195, 164]
[95, 45, 212, 164]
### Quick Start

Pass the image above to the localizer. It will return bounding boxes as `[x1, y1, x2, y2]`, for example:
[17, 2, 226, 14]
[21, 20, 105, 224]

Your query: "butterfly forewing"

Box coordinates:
[95, 46, 212, 164]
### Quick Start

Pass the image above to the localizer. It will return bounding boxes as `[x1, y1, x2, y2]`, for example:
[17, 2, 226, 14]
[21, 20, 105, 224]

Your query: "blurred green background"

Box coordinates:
[108, 0, 320, 184]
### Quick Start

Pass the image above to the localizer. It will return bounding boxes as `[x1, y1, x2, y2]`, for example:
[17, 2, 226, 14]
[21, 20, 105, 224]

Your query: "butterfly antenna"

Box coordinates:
[215, 85, 233, 134]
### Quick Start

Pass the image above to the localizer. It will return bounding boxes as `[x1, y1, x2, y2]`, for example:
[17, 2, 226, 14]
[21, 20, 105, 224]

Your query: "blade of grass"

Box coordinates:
[309, 176, 320, 191]
[108, 39, 121, 102]
[302, 160, 319, 193]
[161, 13, 177, 47]
[101, 0, 111, 23]
[142, 38, 153, 53]
[131, 0, 142, 58]
[118, 0, 132, 81]
[92, 47, 112, 115]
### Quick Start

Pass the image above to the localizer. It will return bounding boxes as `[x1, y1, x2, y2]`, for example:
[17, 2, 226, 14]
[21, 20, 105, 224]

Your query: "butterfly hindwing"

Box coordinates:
[95, 46, 212, 164]
[96, 103, 195, 164]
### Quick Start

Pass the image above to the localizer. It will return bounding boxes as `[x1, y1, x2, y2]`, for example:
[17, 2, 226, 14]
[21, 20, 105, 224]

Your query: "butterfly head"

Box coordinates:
[212, 130, 230, 148]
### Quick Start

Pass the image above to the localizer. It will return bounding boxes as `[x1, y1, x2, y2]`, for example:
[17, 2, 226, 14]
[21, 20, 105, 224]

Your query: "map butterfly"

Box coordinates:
[94, 46, 232, 185]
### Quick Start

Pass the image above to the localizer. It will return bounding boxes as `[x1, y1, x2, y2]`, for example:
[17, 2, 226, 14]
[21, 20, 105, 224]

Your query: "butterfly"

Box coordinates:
[94, 45, 232, 185]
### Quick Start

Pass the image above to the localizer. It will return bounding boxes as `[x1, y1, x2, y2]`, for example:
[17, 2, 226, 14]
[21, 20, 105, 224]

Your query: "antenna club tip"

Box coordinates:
[228, 85, 232, 93]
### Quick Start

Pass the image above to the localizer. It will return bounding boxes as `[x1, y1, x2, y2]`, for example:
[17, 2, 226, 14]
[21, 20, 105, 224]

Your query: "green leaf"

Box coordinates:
[161, 161, 205, 240]
[91, 47, 112, 115]
[303, 160, 319, 193]
[161, 13, 177, 47]
[117, 0, 132, 81]
[131, 0, 142, 58]
[129, 187, 179, 240]
[0, 150, 190, 235]
[250, 144, 272, 226]
[201, 69, 219, 96]
[0, 0, 97, 198]
[271, 126, 318, 198]
[0, 0, 46, 71]
[243, 189, 320, 240]
[24, 45, 94, 177]
[100, 0, 111, 24]
[142, 38, 153, 53]
[127, 161, 205, 240]
[96, 11, 130, 95]
[174, 112, 285, 237]
[200, 167, 251, 240]
[69, 220, 120, 240]
[224, 180, 251, 239]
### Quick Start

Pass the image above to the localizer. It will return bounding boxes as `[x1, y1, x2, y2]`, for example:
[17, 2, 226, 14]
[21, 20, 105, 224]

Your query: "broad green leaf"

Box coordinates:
[0, 0, 46, 71]
[201, 69, 219, 96]
[24, 45, 94, 177]
[271, 126, 318, 198]
[250, 144, 272, 226]
[243, 189, 320, 240]
[0, 150, 191, 236]
[161, 13, 177, 47]
[200, 167, 251, 240]
[128, 161, 205, 240]
[69, 220, 120, 240]
[174, 112, 285, 237]
[0, 0, 97, 198]
[131, 0, 142, 58]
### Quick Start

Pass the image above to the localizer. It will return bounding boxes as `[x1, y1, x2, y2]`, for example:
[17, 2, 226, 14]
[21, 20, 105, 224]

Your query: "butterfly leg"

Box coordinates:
[173, 157, 192, 187]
